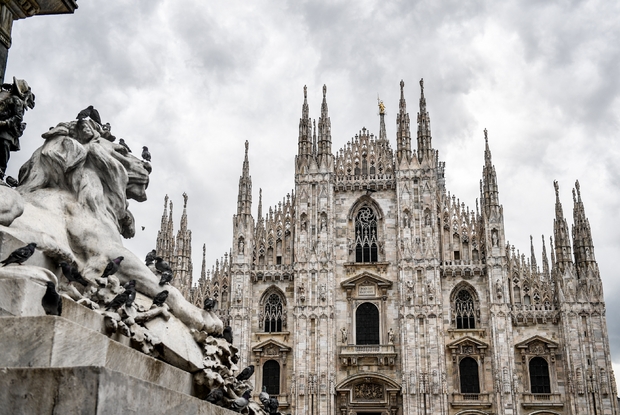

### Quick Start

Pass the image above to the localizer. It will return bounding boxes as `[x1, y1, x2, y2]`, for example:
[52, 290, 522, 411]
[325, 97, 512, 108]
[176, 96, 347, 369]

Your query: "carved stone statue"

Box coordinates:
[388, 327, 395, 344]
[0, 78, 35, 180]
[341, 327, 347, 343]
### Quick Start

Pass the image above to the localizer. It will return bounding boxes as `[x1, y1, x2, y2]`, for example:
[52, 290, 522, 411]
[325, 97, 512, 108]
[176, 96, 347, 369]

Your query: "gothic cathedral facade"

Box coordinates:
[202, 80, 617, 415]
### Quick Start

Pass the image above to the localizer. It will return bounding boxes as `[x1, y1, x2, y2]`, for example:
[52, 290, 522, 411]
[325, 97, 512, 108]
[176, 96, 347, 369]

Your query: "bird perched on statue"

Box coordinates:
[205, 387, 224, 405]
[76, 105, 101, 125]
[101, 256, 124, 278]
[5, 175, 18, 187]
[229, 390, 252, 413]
[125, 286, 136, 307]
[105, 290, 129, 311]
[259, 387, 279, 414]
[158, 270, 173, 286]
[123, 279, 136, 290]
[236, 365, 255, 382]
[152, 290, 169, 307]
[145, 249, 156, 266]
[59, 262, 89, 286]
[259, 386, 270, 407]
[154, 257, 171, 273]
[141, 146, 151, 162]
[118, 138, 132, 153]
[203, 297, 215, 311]
[223, 326, 233, 344]
[1, 242, 37, 266]
[42, 281, 62, 316]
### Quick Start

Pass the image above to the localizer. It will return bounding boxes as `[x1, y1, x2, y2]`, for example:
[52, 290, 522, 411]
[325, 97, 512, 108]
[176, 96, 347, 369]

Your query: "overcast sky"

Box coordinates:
[5, 0, 620, 378]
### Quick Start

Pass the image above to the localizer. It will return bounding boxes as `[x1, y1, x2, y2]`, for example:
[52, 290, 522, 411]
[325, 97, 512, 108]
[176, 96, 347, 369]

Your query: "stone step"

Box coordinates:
[0, 314, 194, 396]
[0, 366, 235, 415]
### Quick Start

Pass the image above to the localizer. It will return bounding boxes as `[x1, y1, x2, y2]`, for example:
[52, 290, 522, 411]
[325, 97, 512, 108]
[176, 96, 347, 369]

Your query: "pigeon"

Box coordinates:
[76, 105, 101, 125]
[236, 365, 255, 381]
[118, 138, 132, 153]
[125, 286, 136, 307]
[59, 262, 89, 286]
[205, 387, 224, 405]
[203, 297, 216, 311]
[152, 290, 169, 307]
[223, 326, 233, 344]
[123, 279, 136, 290]
[154, 257, 172, 273]
[266, 396, 279, 414]
[229, 390, 252, 413]
[5, 175, 18, 187]
[101, 256, 124, 278]
[141, 146, 151, 162]
[259, 386, 270, 407]
[158, 270, 173, 286]
[145, 249, 157, 266]
[1, 242, 37, 266]
[42, 281, 62, 316]
[105, 290, 129, 311]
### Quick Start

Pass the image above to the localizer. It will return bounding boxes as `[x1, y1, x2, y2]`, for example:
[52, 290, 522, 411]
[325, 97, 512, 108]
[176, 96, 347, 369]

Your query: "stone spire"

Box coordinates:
[173, 192, 193, 298]
[553, 181, 573, 270]
[572, 181, 596, 269]
[480, 129, 501, 218]
[297, 85, 312, 159]
[416, 78, 433, 161]
[378, 96, 387, 142]
[156, 195, 175, 266]
[541, 235, 550, 278]
[258, 188, 263, 221]
[317, 84, 332, 163]
[237, 141, 252, 216]
[530, 235, 537, 272]
[396, 79, 411, 163]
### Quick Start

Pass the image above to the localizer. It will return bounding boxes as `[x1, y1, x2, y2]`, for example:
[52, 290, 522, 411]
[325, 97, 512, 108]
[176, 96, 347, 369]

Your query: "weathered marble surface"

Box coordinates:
[0, 366, 236, 415]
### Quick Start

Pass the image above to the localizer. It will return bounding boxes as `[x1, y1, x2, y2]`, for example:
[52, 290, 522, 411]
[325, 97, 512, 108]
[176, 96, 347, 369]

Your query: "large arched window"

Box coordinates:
[263, 360, 280, 395]
[459, 357, 480, 393]
[454, 290, 476, 329]
[356, 302, 380, 345]
[529, 357, 551, 394]
[355, 206, 378, 263]
[264, 293, 283, 332]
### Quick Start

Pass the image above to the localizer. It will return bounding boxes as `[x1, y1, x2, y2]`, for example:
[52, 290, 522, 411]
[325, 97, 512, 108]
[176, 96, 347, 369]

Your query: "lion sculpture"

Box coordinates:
[0, 118, 221, 335]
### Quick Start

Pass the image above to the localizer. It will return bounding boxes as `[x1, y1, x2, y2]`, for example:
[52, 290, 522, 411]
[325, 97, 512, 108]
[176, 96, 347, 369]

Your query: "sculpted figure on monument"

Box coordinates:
[0, 78, 35, 180]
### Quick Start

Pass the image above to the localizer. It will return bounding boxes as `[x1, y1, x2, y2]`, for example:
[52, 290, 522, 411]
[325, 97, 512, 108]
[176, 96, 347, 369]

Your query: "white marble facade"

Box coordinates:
[211, 81, 617, 415]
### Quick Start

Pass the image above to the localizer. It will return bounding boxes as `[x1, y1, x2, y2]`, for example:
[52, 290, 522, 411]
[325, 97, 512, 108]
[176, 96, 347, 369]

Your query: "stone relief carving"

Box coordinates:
[354, 382, 383, 400]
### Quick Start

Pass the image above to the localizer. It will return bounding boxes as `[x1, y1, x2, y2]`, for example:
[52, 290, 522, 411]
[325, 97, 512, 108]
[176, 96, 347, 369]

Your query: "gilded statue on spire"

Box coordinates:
[378, 98, 386, 115]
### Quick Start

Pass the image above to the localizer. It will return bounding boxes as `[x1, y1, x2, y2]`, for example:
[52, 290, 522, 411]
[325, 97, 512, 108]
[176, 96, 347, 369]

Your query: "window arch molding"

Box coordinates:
[348, 196, 385, 263]
[259, 286, 287, 332]
[450, 282, 481, 329]
[347, 195, 384, 221]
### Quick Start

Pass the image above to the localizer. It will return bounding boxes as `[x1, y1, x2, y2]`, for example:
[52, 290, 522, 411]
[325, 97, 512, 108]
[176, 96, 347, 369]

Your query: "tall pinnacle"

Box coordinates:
[237, 141, 252, 216]
[378, 97, 387, 142]
[317, 84, 332, 159]
[200, 243, 206, 281]
[258, 188, 263, 220]
[572, 180, 595, 267]
[530, 235, 537, 272]
[297, 85, 312, 158]
[541, 235, 550, 277]
[416, 78, 433, 161]
[396, 80, 411, 163]
[480, 129, 500, 216]
[553, 181, 572, 267]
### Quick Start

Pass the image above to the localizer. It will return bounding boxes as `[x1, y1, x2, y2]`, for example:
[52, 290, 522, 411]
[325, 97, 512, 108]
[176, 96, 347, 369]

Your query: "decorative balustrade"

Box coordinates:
[521, 393, 563, 408]
[450, 393, 492, 408]
[339, 344, 396, 367]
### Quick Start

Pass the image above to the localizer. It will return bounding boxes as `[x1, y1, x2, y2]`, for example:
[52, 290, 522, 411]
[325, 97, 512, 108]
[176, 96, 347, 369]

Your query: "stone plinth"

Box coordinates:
[0, 366, 234, 415]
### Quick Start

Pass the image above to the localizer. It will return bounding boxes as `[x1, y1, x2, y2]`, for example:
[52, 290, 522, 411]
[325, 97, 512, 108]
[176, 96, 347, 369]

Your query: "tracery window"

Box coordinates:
[356, 302, 380, 345]
[454, 290, 476, 329]
[263, 360, 281, 395]
[355, 206, 378, 263]
[529, 357, 551, 393]
[459, 357, 480, 393]
[264, 293, 283, 333]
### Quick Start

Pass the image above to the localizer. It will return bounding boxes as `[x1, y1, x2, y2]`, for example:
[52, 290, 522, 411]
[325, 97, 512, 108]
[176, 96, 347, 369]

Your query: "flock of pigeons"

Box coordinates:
[1, 242, 279, 414]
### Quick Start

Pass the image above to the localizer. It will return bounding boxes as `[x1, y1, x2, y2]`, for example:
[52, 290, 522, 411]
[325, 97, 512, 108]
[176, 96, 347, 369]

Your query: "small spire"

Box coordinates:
[553, 180, 572, 267]
[572, 180, 596, 269]
[530, 235, 537, 272]
[378, 95, 387, 142]
[396, 80, 412, 164]
[416, 78, 433, 161]
[237, 141, 252, 216]
[201, 243, 207, 280]
[481, 129, 500, 216]
[541, 234, 550, 277]
[258, 188, 263, 220]
[317, 84, 332, 159]
[183, 192, 188, 209]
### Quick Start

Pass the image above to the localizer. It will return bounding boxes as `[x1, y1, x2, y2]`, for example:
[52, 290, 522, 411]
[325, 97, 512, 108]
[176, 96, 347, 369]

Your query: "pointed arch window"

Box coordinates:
[263, 360, 281, 395]
[264, 293, 283, 333]
[529, 357, 551, 394]
[454, 290, 476, 329]
[356, 302, 380, 345]
[355, 206, 378, 263]
[459, 357, 480, 393]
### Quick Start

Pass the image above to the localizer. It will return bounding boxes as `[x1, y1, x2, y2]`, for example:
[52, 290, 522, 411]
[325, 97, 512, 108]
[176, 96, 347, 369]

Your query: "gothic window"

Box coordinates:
[263, 360, 281, 395]
[454, 290, 476, 329]
[529, 357, 551, 394]
[356, 302, 380, 345]
[264, 293, 283, 333]
[459, 357, 480, 393]
[355, 207, 378, 263]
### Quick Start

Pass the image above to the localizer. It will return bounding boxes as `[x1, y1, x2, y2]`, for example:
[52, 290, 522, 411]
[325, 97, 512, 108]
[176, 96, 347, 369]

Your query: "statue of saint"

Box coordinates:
[341, 327, 347, 344]
[0, 78, 35, 180]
